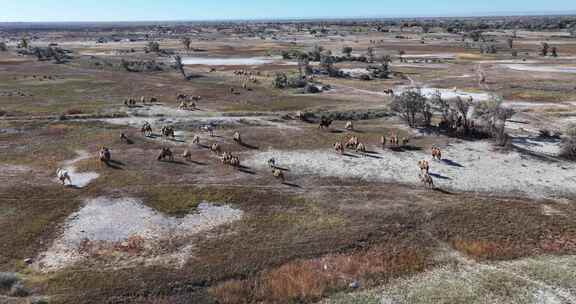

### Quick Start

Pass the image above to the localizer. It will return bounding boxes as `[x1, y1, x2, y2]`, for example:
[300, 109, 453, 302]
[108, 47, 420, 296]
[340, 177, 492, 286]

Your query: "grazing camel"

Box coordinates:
[182, 149, 192, 161]
[431, 146, 442, 161]
[419, 172, 434, 189]
[141, 122, 153, 137]
[233, 131, 242, 144]
[272, 169, 285, 183]
[210, 143, 221, 154]
[418, 160, 430, 174]
[345, 121, 354, 131]
[268, 158, 277, 168]
[319, 118, 333, 129]
[333, 142, 344, 154]
[56, 168, 71, 185]
[98, 147, 111, 163]
[157, 147, 174, 161]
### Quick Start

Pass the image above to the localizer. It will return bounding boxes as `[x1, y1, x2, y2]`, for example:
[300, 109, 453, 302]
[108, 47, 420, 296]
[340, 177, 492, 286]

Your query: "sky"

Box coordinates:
[1, 0, 575, 22]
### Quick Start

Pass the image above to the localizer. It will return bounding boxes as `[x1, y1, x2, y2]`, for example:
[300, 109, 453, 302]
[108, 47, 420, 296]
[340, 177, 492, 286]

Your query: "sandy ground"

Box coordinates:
[56, 150, 99, 188]
[36, 197, 243, 271]
[244, 140, 575, 198]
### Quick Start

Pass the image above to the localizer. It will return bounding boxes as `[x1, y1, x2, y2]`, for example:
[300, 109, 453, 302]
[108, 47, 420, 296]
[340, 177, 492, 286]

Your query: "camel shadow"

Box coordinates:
[282, 182, 301, 188]
[402, 145, 422, 151]
[66, 185, 82, 190]
[272, 166, 290, 172]
[441, 159, 464, 168]
[238, 167, 256, 175]
[429, 172, 451, 180]
[365, 150, 380, 155]
[167, 160, 190, 166]
[343, 153, 360, 158]
[104, 161, 123, 170]
[364, 153, 382, 159]
[433, 187, 454, 195]
[240, 143, 259, 150]
[328, 129, 344, 134]
[187, 160, 207, 166]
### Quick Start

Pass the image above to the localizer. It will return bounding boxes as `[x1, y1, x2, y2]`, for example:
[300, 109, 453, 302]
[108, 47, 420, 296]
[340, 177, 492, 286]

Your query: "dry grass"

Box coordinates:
[210, 246, 430, 304]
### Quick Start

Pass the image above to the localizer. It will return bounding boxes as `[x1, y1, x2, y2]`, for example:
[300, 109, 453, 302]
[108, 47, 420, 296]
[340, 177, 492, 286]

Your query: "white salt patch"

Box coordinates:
[182, 56, 295, 66]
[504, 64, 576, 74]
[244, 140, 576, 198]
[37, 197, 243, 271]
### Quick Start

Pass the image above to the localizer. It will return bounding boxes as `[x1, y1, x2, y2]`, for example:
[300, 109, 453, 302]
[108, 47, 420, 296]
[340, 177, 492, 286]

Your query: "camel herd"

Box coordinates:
[123, 96, 158, 106]
[57, 109, 446, 190]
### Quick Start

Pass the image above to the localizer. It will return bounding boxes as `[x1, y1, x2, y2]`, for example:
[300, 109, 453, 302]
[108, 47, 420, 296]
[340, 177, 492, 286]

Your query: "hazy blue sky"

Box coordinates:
[1, 0, 575, 22]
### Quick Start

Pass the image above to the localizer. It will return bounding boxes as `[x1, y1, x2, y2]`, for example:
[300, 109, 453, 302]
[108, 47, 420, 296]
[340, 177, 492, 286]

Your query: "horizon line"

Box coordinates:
[1, 10, 576, 24]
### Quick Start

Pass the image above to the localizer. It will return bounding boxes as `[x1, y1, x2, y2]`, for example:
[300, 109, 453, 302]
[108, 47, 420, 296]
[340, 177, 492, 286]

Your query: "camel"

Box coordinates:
[56, 168, 71, 185]
[141, 122, 153, 137]
[295, 111, 305, 121]
[418, 160, 430, 174]
[120, 133, 129, 143]
[356, 142, 367, 155]
[419, 172, 434, 189]
[192, 135, 200, 145]
[268, 158, 277, 168]
[345, 136, 359, 149]
[157, 147, 174, 161]
[334, 142, 344, 154]
[345, 121, 354, 131]
[230, 155, 240, 167]
[161, 126, 175, 138]
[272, 169, 285, 183]
[233, 131, 242, 144]
[380, 135, 386, 147]
[201, 125, 214, 137]
[389, 134, 399, 146]
[210, 143, 221, 154]
[98, 147, 111, 163]
[401, 137, 410, 147]
[182, 149, 192, 161]
[319, 118, 333, 129]
[431, 146, 442, 161]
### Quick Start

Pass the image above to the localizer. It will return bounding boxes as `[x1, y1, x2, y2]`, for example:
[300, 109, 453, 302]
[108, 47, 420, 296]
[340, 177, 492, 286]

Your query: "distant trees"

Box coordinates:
[342, 46, 353, 57]
[0, 42, 7, 52]
[367, 56, 392, 79]
[145, 41, 161, 53]
[272, 73, 288, 89]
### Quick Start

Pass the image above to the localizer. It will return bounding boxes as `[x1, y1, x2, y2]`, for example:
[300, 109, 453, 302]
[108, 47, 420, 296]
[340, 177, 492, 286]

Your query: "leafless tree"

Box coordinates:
[391, 89, 427, 128]
[174, 55, 187, 79]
